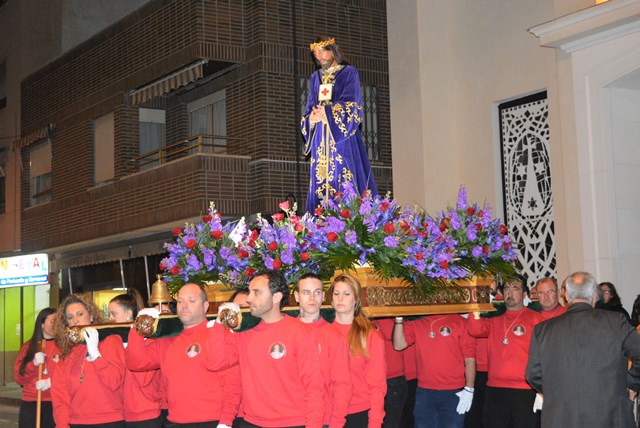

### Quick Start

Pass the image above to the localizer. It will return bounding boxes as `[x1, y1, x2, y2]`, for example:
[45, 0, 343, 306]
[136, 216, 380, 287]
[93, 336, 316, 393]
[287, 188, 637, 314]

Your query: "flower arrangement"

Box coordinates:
[161, 184, 517, 294]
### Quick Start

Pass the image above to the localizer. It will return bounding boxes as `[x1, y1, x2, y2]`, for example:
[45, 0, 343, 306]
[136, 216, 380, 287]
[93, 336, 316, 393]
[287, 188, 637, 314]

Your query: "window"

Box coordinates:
[297, 76, 380, 162]
[188, 90, 226, 153]
[29, 140, 52, 206]
[94, 112, 114, 184]
[139, 108, 166, 169]
[0, 61, 6, 109]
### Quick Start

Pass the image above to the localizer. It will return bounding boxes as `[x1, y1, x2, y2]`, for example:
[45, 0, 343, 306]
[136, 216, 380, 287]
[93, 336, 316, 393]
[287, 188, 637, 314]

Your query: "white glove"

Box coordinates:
[216, 425, 232, 428]
[35, 378, 51, 391]
[533, 393, 543, 412]
[216, 302, 240, 323]
[33, 352, 46, 366]
[137, 308, 160, 319]
[83, 327, 101, 361]
[455, 387, 474, 414]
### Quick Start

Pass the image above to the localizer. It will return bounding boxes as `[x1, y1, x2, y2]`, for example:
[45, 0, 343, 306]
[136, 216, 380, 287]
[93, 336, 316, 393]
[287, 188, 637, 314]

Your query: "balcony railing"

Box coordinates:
[129, 134, 234, 171]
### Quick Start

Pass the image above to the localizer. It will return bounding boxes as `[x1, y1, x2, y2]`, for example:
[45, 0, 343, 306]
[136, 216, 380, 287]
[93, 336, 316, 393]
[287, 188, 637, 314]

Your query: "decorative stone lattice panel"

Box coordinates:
[499, 92, 557, 287]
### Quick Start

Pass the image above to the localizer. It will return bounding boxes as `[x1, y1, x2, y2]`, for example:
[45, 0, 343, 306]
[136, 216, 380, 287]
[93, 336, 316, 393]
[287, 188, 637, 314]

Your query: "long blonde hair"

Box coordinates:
[329, 273, 374, 357]
[54, 293, 103, 358]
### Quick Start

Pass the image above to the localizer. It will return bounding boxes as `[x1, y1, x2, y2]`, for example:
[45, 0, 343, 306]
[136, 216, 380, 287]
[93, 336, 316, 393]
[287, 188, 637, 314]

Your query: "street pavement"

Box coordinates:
[0, 402, 19, 427]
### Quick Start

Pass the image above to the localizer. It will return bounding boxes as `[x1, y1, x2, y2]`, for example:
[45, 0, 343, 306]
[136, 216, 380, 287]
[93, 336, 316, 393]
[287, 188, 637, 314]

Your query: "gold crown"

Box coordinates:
[309, 37, 335, 51]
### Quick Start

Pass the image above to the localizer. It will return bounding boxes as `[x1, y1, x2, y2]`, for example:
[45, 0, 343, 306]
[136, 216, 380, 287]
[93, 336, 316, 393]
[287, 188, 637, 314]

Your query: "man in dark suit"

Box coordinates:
[526, 271, 640, 428]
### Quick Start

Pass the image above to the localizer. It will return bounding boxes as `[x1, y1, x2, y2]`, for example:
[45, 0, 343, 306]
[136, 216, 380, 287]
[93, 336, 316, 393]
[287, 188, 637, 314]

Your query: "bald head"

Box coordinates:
[177, 283, 209, 328]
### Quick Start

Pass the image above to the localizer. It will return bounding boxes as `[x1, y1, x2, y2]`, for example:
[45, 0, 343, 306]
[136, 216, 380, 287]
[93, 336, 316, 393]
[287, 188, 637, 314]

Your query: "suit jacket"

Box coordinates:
[526, 302, 640, 428]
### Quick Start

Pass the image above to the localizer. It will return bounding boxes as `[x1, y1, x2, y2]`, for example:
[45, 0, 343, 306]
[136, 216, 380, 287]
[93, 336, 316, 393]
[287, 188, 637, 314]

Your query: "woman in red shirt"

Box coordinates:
[109, 291, 163, 428]
[14, 307, 61, 428]
[330, 273, 387, 428]
[51, 293, 126, 428]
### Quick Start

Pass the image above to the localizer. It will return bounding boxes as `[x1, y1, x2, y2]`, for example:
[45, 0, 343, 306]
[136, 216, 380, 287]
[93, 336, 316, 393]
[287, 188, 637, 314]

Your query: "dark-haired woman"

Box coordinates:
[330, 273, 387, 428]
[51, 293, 126, 428]
[14, 307, 61, 428]
[110, 291, 163, 428]
[598, 281, 631, 323]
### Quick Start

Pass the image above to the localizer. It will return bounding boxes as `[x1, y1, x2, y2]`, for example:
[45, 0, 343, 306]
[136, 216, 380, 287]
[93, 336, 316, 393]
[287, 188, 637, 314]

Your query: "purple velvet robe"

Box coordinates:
[301, 65, 378, 213]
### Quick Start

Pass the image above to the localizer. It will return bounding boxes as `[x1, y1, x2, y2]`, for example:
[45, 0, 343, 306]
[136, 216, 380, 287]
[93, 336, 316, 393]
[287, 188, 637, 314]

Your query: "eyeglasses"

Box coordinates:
[538, 290, 557, 296]
[503, 285, 522, 293]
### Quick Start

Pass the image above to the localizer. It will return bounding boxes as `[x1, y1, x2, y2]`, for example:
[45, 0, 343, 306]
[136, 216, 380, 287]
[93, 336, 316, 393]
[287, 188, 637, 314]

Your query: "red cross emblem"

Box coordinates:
[321, 87, 330, 96]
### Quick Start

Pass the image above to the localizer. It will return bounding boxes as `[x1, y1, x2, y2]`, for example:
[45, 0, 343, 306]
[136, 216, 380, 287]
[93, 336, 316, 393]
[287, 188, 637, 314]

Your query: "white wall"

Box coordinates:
[608, 85, 640, 310]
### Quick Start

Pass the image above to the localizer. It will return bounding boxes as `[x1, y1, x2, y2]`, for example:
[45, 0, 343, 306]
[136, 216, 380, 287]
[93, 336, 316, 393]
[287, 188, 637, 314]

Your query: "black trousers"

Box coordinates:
[19, 400, 55, 428]
[344, 409, 369, 428]
[401, 377, 417, 428]
[465, 370, 488, 428]
[70, 422, 125, 428]
[483, 386, 536, 428]
[164, 421, 218, 428]
[383, 375, 408, 428]
[126, 416, 163, 428]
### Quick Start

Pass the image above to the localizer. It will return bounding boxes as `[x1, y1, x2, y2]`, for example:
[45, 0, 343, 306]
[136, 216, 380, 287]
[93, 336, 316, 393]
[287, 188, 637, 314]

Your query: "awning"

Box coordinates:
[130, 60, 206, 105]
[56, 237, 169, 270]
[12, 126, 49, 151]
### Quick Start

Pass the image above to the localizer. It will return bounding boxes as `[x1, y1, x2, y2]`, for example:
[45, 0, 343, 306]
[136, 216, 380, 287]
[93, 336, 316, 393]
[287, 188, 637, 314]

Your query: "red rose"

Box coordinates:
[211, 230, 223, 240]
[245, 267, 256, 277]
[467, 207, 475, 216]
[238, 249, 249, 259]
[290, 215, 299, 223]
[439, 220, 448, 232]
[300, 252, 310, 262]
[273, 259, 283, 270]
[363, 189, 371, 198]
[170, 265, 181, 275]
[383, 223, 395, 234]
[294, 222, 304, 232]
[273, 213, 284, 222]
[503, 242, 512, 250]
[399, 220, 410, 232]
[380, 201, 389, 211]
[419, 231, 428, 238]
[186, 238, 196, 249]
[340, 209, 351, 219]
[483, 246, 489, 254]
[314, 207, 324, 216]
[475, 224, 482, 231]
[500, 225, 508, 235]
[248, 240, 256, 248]
[172, 227, 182, 236]
[279, 201, 290, 211]
[477, 211, 484, 218]
[202, 214, 213, 223]
[159, 262, 167, 271]
[439, 260, 449, 269]
[268, 241, 278, 252]
[250, 230, 259, 241]
[327, 232, 339, 242]
[334, 192, 343, 202]
[415, 253, 423, 260]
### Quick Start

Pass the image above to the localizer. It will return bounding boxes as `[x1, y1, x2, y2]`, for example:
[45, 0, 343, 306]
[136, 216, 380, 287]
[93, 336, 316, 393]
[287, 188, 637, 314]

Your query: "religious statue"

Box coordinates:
[301, 36, 378, 213]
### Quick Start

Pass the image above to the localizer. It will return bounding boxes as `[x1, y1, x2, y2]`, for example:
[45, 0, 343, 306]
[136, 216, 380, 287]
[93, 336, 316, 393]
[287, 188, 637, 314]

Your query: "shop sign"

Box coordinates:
[0, 254, 49, 287]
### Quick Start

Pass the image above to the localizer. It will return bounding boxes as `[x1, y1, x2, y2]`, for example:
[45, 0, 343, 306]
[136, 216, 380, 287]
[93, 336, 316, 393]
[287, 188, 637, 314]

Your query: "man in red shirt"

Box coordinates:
[393, 314, 476, 428]
[294, 273, 352, 428]
[468, 275, 544, 428]
[535, 277, 566, 320]
[207, 270, 325, 428]
[127, 283, 241, 427]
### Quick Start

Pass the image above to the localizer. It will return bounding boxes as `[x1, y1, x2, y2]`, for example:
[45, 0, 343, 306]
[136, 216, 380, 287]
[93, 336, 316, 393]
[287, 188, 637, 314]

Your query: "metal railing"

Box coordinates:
[129, 134, 233, 171]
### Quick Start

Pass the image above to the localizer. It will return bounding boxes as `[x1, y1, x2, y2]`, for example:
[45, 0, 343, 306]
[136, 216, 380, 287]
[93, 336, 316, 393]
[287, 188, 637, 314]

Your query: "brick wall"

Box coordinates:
[20, 0, 391, 252]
